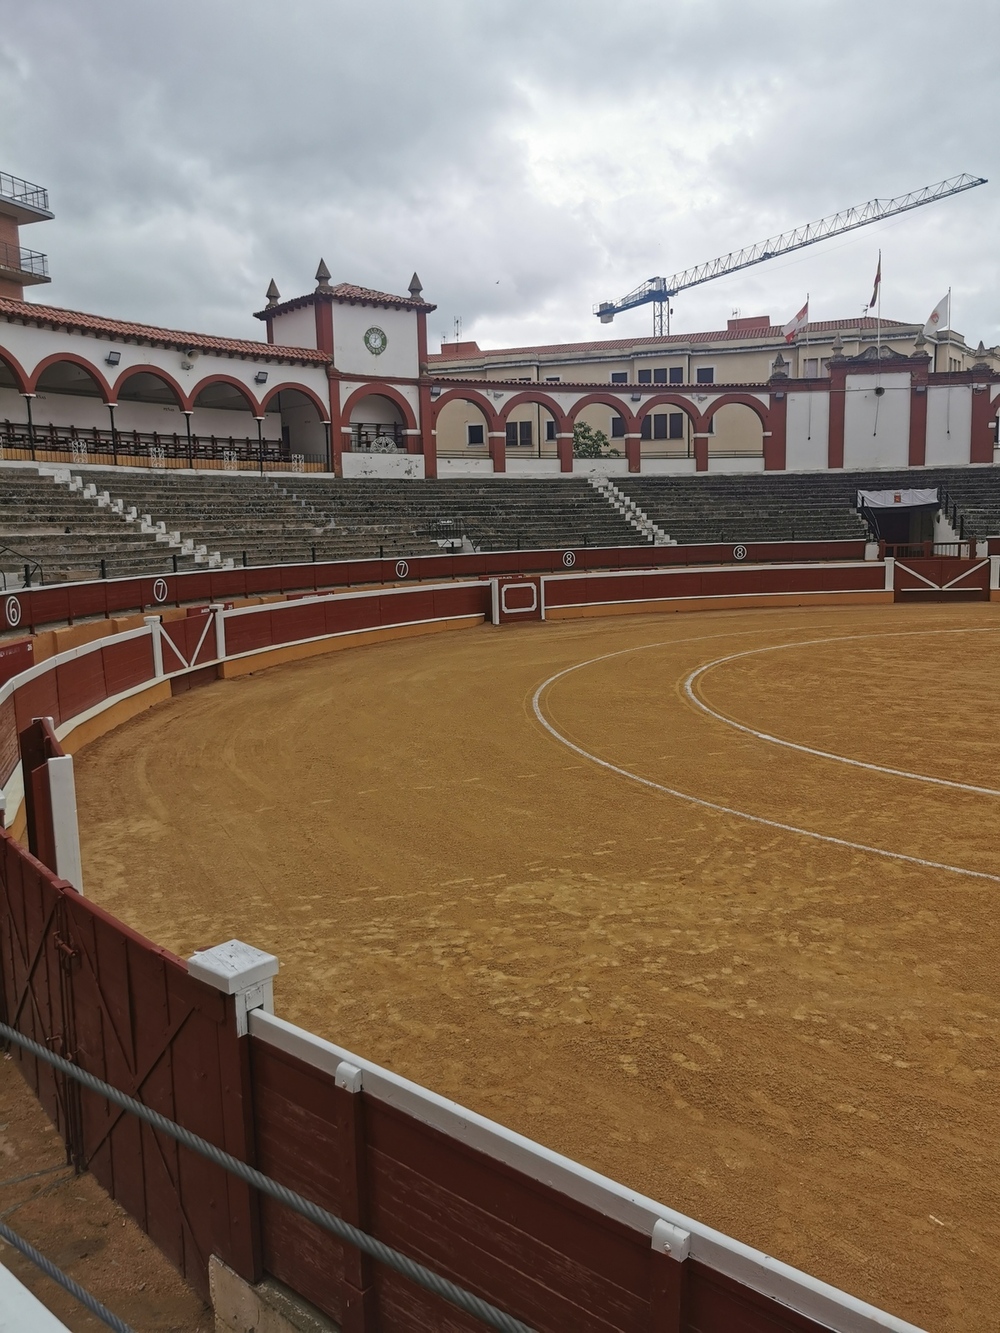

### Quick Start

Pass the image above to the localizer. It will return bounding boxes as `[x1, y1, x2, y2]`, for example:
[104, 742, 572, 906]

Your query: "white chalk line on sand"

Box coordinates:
[684, 627, 1000, 799]
[531, 628, 1000, 884]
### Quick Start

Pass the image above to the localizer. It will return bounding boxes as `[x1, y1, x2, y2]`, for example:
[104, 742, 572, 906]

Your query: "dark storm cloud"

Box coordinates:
[1, 0, 997, 349]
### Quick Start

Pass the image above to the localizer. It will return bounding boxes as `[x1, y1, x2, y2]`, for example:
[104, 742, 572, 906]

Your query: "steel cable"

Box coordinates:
[0, 1217, 135, 1333]
[0, 1020, 534, 1333]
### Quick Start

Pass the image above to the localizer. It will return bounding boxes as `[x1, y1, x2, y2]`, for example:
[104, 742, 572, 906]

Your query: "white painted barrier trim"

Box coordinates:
[542, 587, 887, 612]
[0, 626, 150, 710]
[219, 613, 485, 665]
[221, 579, 491, 621]
[0, 1258, 73, 1331]
[543, 560, 880, 583]
[249, 1010, 924, 1333]
[46, 754, 84, 893]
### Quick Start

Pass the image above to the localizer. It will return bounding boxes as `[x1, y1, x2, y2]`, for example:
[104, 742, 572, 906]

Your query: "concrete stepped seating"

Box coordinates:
[290, 477, 643, 552]
[0, 468, 195, 584]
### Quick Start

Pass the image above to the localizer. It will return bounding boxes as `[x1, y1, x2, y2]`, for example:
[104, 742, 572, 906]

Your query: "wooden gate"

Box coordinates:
[0, 831, 261, 1298]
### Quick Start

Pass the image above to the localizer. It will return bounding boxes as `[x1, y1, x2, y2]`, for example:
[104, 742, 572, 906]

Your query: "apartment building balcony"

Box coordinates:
[0, 172, 54, 224]
[0, 240, 49, 286]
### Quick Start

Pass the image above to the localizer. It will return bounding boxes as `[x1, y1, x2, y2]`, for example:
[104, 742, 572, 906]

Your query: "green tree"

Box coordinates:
[572, 422, 620, 458]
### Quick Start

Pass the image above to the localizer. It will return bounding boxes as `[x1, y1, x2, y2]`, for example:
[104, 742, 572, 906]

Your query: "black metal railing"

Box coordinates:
[351, 423, 404, 452]
[0, 240, 48, 279]
[0, 421, 292, 468]
[0, 546, 44, 590]
[0, 172, 49, 211]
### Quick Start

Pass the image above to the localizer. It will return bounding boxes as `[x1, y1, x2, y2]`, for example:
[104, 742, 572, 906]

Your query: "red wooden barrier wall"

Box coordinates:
[1, 540, 867, 634]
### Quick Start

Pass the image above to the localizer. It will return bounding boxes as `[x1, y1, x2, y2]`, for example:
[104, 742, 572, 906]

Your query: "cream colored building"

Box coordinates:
[428, 315, 990, 460]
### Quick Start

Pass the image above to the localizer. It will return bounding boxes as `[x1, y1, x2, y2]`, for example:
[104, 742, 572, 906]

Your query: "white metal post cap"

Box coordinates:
[187, 939, 279, 993]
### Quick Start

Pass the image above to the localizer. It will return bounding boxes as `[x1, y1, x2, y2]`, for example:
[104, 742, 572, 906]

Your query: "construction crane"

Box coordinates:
[595, 173, 987, 336]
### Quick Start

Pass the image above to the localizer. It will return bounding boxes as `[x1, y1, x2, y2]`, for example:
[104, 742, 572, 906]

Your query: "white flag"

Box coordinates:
[923, 294, 949, 338]
[782, 300, 809, 344]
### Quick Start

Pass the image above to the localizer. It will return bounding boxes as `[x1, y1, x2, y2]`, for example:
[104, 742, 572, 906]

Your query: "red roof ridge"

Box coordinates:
[428, 317, 914, 362]
[0, 296, 330, 362]
[254, 282, 436, 321]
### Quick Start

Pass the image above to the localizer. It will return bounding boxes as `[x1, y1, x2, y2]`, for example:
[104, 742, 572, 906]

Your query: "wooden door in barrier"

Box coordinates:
[490, 576, 543, 624]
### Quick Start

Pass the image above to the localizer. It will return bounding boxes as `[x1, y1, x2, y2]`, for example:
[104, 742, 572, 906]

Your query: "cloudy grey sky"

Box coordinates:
[2, 0, 997, 351]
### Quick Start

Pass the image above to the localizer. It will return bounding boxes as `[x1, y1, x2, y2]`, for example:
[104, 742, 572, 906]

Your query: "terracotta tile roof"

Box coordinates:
[0, 296, 330, 363]
[428, 317, 913, 363]
[255, 283, 436, 321]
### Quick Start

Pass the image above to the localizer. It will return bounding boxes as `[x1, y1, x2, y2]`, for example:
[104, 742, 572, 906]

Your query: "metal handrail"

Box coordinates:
[0, 240, 48, 278]
[0, 546, 43, 589]
[0, 171, 49, 210]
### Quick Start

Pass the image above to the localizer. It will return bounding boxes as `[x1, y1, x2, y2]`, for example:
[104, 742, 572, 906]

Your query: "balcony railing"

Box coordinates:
[0, 241, 48, 279]
[350, 422, 404, 452]
[0, 172, 49, 212]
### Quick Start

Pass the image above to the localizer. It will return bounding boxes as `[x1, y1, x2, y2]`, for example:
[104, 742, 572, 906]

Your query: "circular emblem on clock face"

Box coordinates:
[364, 326, 387, 356]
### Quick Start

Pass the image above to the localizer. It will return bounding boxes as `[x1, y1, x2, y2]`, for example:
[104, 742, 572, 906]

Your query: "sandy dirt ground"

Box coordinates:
[74, 601, 1000, 1333]
[0, 1056, 211, 1331]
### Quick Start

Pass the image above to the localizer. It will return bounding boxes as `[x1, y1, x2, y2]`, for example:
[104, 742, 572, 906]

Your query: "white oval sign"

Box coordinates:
[733, 545, 748, 561]
[395, 560, 409, 579]
[5, 595, 21, 628]
[562, 551, 576, 567]
[152, 578, 169, 603]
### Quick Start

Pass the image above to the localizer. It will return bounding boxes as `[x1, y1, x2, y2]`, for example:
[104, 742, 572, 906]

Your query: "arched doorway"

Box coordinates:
[636, 397, 699, 459]
[347, 392, 406, 453]
[433, 394, 492, 459]
[501, 392, 566, 462]
[706, 400, 766, 460]
[264, 387, 329, 470]
[191, 378, 268, 468]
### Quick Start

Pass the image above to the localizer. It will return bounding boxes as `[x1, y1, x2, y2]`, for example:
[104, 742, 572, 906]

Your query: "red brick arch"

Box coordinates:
[498, 391, 570, 432]
[567, 393, 638, 432]
[260, 381, 330, 420]
[702, 392, 770, 429]
[634, 394, 706, 431]
[429, 387, 500, 432]
[0, 344, 29, 394]
[191, 374, 262, 415]
[28, 353, 113, 401]
[341, 383, 417, 431]
[113, 364, 188, 409]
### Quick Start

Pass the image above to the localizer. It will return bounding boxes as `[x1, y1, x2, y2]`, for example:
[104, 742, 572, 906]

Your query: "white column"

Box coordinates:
[46, 755, 84, 894]
[187, 939, 279, 1036]
[210, 604, 227, 660]
[144, 616, 164, 677]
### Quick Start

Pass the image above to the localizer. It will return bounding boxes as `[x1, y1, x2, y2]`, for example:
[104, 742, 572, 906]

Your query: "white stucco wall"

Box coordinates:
[332, 304, 419, 379]
[268, 305, 317, 350]
[785, 390, 829, 470]
[843, 373, 910, 469]
[925, 385, 972, 466]
[341, 452, 424, 479]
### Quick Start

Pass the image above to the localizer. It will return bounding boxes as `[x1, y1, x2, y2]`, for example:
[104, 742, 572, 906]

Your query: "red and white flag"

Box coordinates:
[782, 300, 809, 344]
[923, 293, 949, 338]
[868, 252, 881, 309]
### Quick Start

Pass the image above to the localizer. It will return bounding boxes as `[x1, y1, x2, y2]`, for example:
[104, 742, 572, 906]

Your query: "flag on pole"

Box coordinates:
[782, 300, 809, 344]
[923, 293, 949, 338]
[868, 252, 881, 309]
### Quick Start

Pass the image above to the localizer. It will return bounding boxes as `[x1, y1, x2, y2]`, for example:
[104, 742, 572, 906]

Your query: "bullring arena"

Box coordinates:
[72, 599, 1000, 1332]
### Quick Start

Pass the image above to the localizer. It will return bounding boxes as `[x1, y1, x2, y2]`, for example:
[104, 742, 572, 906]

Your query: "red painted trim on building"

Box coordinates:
[498, 390, 570, 431]
[0, 343, 30, 393]
[970, 385, 995, 464]
[190, 373, 262, 415]
[429, 387, 501, 432]
[567, 393, 638, 432]
[113, 364, 189, 410]
[634, 394, 705, 429]
[340, 382, 418, 432]
[327, 368, 342, 476]
[908, 369, 928, 468]
[28, 351, 114, 401]
[259, 381, 329, 420]
[765, 391, 786, 471]
[265, 317, 274, 345]
[314, 301, 333, 356]
[828, 364, 846, 468]
[703, 392, 770, 430]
